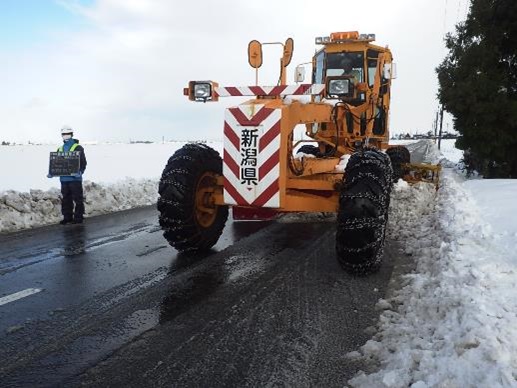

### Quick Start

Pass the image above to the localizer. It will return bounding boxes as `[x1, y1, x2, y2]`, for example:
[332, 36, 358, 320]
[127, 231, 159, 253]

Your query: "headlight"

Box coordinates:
[194, 83, 212, 99]
[328, 79, 350, 95]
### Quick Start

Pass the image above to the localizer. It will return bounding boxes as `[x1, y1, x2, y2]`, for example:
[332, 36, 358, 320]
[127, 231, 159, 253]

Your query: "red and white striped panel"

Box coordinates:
[223, 104, 281, 208]
[216, 84, 324, 97]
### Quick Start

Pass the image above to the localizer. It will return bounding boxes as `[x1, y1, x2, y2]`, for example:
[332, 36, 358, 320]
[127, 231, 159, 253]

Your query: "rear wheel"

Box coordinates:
[386, 146, 410, 182]
[295, 144, 334, 157]
[336, 149, 392, 274]
[158, 143, 228, 251]
[296, 144, 321, 157]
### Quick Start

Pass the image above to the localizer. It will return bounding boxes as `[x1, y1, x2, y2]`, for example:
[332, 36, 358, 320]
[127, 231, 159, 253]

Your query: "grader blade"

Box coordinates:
[404, 163, 442, 188]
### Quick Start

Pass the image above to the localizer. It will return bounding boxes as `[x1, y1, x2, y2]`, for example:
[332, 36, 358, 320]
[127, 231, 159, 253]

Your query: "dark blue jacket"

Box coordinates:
[59, 139, 87, 183]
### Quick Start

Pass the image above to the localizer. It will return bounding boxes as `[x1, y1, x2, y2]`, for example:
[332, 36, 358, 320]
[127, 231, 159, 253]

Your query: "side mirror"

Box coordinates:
[248, 40, 263, 69]
[383, 63, 397, 79]
[294, 65, 305, 83]
[282, 38, 294, 67]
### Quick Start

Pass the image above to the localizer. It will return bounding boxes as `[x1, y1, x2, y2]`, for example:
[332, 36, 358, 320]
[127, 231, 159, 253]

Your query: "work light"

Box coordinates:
[194, 83, 212, 101]
[185, 81, 218, 102]
[327, 78, 353, 98]
[328, 79, 349, 95]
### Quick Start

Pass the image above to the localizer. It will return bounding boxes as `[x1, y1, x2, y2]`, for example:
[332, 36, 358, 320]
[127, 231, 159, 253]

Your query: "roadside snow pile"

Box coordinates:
[349, 170, 517, 386]
[0, 178, 158, 233]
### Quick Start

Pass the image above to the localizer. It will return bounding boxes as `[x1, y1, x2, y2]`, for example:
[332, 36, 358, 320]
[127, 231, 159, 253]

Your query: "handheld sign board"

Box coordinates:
[48, 151, 81, 177]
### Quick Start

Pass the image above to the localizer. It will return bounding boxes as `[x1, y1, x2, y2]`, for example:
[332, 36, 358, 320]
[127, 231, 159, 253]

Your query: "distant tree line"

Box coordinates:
[391, 131, 458, 140]
[437, 0, 517, 178]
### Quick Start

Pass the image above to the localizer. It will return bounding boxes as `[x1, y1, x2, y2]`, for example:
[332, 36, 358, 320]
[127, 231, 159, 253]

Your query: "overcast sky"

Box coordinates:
[0, 0, 469, 143]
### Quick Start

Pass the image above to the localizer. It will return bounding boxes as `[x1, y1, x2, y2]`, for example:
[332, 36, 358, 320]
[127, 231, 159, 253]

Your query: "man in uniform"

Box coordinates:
[50, 126, 88, 224]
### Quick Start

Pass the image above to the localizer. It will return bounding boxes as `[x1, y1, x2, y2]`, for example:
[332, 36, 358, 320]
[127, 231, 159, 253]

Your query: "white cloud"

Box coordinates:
[0, 0, 466, 142]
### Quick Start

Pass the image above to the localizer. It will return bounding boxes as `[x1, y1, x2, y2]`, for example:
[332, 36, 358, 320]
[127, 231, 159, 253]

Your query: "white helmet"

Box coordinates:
[61, 125, 73, 136]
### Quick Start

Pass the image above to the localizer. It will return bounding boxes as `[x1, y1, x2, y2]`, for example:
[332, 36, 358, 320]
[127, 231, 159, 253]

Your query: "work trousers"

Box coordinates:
[61, 181, 85, 221]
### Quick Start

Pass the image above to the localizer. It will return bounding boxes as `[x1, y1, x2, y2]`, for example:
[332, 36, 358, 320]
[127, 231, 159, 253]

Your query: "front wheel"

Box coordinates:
[157, 143, 228, 251]
[336, 149, 392, 274]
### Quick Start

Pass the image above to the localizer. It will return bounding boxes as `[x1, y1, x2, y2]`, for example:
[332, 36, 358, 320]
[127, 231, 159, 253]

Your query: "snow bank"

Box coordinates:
[349, 160, 517, 386]
[0, 178, 158, 233]
[463, 179, 517, 255]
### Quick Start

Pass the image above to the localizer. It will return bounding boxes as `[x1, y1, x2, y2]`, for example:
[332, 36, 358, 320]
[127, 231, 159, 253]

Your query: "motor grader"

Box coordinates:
[158, 31, 438, 274]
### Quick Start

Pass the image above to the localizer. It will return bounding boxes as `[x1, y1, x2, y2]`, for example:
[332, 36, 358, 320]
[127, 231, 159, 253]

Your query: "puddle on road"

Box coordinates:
[158, 250, 269, 324]
[158, 268, 225, 324]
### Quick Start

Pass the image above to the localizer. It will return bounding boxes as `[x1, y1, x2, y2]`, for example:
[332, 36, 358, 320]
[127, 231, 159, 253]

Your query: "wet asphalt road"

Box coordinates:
[0, 206, 404, 387]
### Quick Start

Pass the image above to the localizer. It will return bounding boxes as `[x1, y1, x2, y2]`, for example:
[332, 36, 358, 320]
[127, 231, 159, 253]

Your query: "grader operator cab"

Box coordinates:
[158, 32, 438, 274]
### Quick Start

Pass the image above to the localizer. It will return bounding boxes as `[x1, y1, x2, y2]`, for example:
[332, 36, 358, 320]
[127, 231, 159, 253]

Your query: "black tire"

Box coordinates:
[336, 149, 392, 274]
[158, 143, 228, 251]
[296, 144, 321, 157]
[386, 146, 410, 182]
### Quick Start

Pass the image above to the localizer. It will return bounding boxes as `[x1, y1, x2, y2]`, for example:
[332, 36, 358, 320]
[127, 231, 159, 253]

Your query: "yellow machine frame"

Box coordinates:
[185, 32, 434, 215]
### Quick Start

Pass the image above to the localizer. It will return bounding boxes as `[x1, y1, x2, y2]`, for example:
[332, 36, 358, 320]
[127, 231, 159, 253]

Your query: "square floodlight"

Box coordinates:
[187, 80, 218, 102]
[194, 83, 211, 99]
[326, 77, 354, 99]
[328, 79, 350, 95]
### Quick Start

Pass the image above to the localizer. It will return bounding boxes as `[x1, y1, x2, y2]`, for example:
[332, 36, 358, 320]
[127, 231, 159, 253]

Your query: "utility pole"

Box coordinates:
[438, 105, 444, 150]
[433, 109, 439, 143]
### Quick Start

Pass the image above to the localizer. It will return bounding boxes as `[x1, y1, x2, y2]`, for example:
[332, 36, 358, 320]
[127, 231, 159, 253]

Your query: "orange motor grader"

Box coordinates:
[158, 32, 422, 274]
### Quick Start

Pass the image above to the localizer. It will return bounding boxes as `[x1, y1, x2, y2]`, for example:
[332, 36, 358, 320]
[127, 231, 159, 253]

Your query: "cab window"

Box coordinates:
[326, 52, 364, 84]
[313, 50, 325, 84]
[367, 49, 380, 87]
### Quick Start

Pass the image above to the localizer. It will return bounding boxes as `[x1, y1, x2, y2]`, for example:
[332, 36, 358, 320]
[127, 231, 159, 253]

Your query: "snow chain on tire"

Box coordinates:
[158, 143, 228, 251]
[386, 146, 410, 183]
[336, 148, 393, 275]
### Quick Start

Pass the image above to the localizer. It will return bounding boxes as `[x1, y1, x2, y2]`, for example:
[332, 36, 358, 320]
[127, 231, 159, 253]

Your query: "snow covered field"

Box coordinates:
[0, 141, 223, 192]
